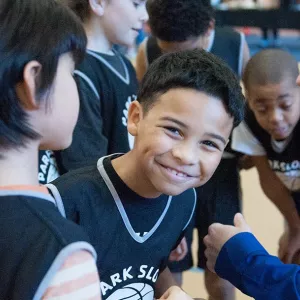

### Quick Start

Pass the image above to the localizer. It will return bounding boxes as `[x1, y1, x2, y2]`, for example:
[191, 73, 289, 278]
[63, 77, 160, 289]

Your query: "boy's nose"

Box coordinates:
[139, 4, 149, 23]
[172, 143, 199, 165]
[269, 109, 283, 125]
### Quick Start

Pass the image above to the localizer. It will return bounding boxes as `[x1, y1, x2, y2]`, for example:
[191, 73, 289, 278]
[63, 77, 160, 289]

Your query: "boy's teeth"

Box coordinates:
[167, 168, 187, 177]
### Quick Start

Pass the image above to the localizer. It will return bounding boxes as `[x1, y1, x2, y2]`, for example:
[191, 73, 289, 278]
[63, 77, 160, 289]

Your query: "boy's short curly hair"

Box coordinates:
[147, 0, 215, 42]
[138, 49, 245, 128]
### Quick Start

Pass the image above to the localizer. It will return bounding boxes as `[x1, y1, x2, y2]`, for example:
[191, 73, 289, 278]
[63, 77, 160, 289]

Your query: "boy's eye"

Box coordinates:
[202, 140, 219, 150]
[165, 127, 181, 136]
[281, 103, 292, 110]
[133, 1, 140, 8]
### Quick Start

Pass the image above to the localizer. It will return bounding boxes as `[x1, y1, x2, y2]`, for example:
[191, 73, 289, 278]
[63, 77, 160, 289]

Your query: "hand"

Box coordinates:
[158, 286, 193, 300]
[278, 227, 300, 264]
[204, 213, 251, 273]
[169, 237, 188, 262]
[238, 155, 254, 170]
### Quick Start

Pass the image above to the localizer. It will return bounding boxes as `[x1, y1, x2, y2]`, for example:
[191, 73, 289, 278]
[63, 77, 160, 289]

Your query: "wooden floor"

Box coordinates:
[182, 168, 284, 299]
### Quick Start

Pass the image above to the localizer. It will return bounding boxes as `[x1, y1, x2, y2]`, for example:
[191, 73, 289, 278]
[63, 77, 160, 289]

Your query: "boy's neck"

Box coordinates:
[111, 152, 162, 199]
[84, 19, 114, 55]
[0, 142, 40, 186]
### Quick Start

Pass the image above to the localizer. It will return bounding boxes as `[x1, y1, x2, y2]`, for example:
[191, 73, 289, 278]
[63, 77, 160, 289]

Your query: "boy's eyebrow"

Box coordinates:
[278, 93, 290, 99]
[205, 133, 227, 145]
[160, 117, 188, 129]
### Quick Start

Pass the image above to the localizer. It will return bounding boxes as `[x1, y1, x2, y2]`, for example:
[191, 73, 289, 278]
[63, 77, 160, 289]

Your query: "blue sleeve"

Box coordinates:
[215, 232, 300, 300]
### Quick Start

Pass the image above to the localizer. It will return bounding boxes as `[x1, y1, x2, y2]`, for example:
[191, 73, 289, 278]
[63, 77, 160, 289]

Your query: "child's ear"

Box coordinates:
[204, 19, 215, 37]
[127, 101, 143, 137]
[16, 61, 42, 110]
[89, 0, 106, 16]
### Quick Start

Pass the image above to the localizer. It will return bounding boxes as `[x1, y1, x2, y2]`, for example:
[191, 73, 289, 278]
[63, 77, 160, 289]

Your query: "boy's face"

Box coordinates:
[102, 0, 148, 47]
[128, 88, 233, 196]
[247, 78, 300, 140]
[39, 53, 79, 150]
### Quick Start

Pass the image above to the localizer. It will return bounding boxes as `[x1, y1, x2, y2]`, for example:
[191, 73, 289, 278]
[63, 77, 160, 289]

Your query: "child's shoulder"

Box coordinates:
[51, 164, 106, 199]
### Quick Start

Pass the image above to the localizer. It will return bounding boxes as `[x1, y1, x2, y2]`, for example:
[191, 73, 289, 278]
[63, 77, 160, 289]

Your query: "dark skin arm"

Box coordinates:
[253, 155, 300, 263]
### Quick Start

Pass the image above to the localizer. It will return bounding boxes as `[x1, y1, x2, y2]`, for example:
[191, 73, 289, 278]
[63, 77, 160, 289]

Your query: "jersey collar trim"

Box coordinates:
[97, 154, 172, 244]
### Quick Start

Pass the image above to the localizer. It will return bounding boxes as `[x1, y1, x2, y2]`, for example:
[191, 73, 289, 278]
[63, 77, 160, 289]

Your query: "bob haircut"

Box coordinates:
[0, 0, 87, 150]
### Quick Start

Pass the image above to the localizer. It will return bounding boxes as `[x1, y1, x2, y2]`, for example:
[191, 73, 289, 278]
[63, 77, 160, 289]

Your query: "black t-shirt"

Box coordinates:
[56, 50, 139, 173]
[50, 154, 196, 299]
[0, 189, 94, 300]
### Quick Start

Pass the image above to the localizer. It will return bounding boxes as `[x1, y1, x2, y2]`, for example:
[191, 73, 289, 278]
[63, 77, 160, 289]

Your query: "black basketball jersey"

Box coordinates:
[0, 189, 95, 300]
[56, 50, 139, 173]
[146, 27, 243, 78]
[243, 109, 300, 194]
[49, 155, 196, 299]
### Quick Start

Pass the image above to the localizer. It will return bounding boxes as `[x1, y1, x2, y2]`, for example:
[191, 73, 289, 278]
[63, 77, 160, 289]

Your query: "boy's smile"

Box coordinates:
[124, 88, 233, 197]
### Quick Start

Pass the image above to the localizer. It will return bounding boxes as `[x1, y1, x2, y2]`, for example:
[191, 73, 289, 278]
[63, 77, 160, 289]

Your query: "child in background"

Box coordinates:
[56, 0, 148, 173]
[0, 0, 101, 298]
[49, 49, 245, 299]
[232, 49, 300, 265]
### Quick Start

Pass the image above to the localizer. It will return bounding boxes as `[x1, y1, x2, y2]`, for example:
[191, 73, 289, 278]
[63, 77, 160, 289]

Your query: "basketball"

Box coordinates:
[106, 283, 154, 300]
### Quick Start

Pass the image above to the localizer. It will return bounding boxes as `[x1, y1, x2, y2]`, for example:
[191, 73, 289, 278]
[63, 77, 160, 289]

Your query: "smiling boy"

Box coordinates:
[49, 49, 245, 299]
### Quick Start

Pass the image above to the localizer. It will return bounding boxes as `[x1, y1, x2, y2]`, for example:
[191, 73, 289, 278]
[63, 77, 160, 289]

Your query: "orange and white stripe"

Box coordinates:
[42, 250, 101, 300]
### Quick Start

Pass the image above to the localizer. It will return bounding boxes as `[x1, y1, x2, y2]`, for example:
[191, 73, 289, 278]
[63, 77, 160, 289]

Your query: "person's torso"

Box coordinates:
[245, 108, 300, 192]
[51, 155, 196, 299]
[76, 50, 139, 154]
[0, 189, 90, 300]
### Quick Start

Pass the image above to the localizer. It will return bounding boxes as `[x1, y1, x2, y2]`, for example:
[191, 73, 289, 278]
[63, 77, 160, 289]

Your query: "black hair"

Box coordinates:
[138, 49, 245, 127]
[60, 0, 91, 22]
[146, 0, 214, 42]
[243, 49, 299, 90]
[0, 0, 87, 150]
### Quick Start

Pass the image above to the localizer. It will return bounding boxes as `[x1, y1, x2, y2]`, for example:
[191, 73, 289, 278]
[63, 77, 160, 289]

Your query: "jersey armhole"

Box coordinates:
[33, 242, 97, 300]
[46, 184, 66, 218]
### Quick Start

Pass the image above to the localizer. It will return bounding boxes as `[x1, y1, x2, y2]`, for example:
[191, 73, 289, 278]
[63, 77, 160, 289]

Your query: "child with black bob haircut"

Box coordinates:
[49, 48, 245, 299]
[0, 0, 101, 298]
[232, 49, 300, 265]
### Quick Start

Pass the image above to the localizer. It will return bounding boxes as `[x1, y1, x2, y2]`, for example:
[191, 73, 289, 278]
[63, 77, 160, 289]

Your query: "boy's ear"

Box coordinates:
[89, 0, 107, 16]
[204, 19, 215, 37]
[127, 101, 144, 137]
[16, 61, 42, 110]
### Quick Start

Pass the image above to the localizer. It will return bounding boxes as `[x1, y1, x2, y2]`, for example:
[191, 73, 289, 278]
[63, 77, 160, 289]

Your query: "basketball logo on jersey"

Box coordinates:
[122, 94, 137, 149]
[106, 283, 154, 300]
[38, 150, 59, 184]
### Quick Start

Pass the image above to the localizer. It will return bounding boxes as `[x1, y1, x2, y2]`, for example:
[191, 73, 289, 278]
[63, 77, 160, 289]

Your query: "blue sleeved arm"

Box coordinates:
[215, 232, 300, 300]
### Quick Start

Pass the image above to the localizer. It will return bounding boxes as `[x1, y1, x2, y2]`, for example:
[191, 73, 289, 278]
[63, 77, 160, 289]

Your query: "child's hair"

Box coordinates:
[146, 0, 214, 42]
[60, 0, 90, 22]
[0, 0, 87, 150]
[138, 49, 245, 128]
[243, 49, 299, 90]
